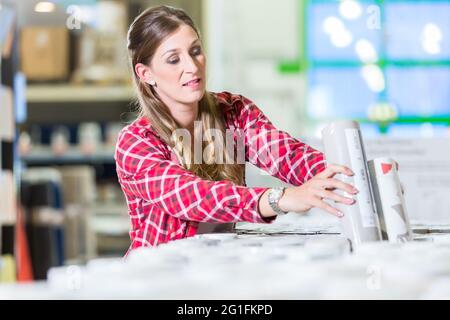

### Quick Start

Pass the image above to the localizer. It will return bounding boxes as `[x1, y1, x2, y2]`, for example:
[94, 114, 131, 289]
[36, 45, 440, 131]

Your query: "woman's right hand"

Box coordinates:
[278, 164, 358, 217]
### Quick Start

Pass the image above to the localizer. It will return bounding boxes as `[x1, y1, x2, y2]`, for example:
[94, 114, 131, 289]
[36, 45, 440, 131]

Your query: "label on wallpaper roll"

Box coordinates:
[368, 158, 412, 243]
[345, 128, 377, 228]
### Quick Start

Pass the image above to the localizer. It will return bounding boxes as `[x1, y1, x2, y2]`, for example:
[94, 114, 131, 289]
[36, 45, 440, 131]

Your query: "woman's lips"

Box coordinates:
[183, 78, 201, 88]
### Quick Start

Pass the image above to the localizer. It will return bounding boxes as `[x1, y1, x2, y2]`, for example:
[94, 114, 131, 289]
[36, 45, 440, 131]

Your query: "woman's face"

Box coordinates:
[140, 24, 206, 107]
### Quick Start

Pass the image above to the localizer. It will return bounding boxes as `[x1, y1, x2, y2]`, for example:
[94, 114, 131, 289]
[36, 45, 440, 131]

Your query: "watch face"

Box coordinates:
[269, 189, 282, 202]
[268, 188, 286, 215]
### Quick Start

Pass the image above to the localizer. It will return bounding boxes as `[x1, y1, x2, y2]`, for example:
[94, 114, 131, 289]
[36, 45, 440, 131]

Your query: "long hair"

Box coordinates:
[127, 5, 244, 185]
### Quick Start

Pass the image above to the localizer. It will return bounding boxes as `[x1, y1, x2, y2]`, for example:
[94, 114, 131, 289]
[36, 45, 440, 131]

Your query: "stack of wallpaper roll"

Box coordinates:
[21, 168, 65, 280]
[58, 166, 97, 262]
[1, 84, 16, 282]
[20, 166, 98, 278]
[2, 225, 450, 298]
[1, 6, 25, 283]
[6, 233, 444, 299]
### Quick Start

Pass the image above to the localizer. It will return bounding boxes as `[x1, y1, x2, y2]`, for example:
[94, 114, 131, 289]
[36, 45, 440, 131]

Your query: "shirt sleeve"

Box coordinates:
[115, 128, 275, 224]
[236, 95, 326, 186]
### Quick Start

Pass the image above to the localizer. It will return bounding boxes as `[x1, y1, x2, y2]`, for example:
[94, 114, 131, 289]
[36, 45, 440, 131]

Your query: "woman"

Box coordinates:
[115, 5, 357, 253]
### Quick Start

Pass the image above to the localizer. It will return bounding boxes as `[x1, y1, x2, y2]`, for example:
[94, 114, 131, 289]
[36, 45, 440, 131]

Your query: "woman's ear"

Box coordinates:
[135, 63, 154, 84]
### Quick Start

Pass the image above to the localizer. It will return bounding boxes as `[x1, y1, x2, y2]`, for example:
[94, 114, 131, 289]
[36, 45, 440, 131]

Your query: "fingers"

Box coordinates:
[318, 178, 358, 195]
[316, 189, 355, 205]
[317, 164, 354, 179]
[311, 196, 343, 218]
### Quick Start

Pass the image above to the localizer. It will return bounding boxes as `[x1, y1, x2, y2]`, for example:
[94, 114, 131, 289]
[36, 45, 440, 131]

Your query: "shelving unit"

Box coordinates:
[21, 145, 115, 165]
[0, 0, 19, 282]
[26, 84, 135, 103]
[18, 80, 136, 262]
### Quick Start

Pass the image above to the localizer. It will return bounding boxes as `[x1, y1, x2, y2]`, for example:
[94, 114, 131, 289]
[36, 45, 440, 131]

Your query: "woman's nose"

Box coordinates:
[184, 56, 199, 73]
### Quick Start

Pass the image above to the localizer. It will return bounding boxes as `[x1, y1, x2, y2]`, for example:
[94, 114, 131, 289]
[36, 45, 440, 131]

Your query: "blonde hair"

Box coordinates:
[127, 5, 244, 185]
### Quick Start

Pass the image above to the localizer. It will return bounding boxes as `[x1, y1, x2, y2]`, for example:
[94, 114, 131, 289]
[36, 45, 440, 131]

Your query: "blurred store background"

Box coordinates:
[0, 0, 449, 282]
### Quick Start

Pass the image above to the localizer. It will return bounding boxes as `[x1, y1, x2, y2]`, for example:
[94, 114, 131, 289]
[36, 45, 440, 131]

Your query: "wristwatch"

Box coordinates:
[268, 187, 288, 215]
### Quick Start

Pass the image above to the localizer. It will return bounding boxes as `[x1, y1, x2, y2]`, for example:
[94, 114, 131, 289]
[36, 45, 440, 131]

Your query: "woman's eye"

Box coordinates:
[167, 57, 179, 64]
[192, 46, 202, 55]
[166, 47, 202, 64]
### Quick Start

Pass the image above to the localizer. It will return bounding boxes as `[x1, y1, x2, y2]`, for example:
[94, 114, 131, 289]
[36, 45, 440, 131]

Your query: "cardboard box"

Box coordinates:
[72, 28, 129, 84]
[20, 27, 69, 81]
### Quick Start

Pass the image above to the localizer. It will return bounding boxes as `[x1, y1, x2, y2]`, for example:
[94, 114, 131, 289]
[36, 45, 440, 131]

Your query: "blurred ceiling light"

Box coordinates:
[421, 23, 442, 55]
[339, 0, 362, 20]
[423, 23, 443, 41]
[323, 16, 344, 34]
[34, 1, 56, 13]
[355, 39, 378, 63]
[423, 41, 441, 55]
[361, 64, 385, 93]
[323, 16, 352, 48]
[331, 29, 353, 48]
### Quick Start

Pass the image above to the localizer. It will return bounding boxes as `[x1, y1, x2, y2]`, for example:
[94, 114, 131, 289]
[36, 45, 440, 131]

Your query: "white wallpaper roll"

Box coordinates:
[368, 158, 412, 243]
[0, 170, 16, 225]
[322, 120, 381, 245]
[0, 85, 14, 141]
[58, 166, 96, 205]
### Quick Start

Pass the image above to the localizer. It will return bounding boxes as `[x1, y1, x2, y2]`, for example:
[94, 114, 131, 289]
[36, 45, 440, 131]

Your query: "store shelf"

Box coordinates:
[90, 215, 129, 236]
[20, 145, 115, 164]
[26, 84, 135, 103]
[93, 202, 128, 216]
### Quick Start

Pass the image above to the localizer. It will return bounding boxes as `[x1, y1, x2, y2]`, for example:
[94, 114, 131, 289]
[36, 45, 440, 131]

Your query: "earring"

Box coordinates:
[149, 80, 156, 86]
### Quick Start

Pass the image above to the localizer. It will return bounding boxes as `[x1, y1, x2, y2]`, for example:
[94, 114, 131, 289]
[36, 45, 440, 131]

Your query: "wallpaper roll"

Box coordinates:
[58, 166, 97, 259]
[63, 204, 96, 262]
[58, 166, 96, 205]
[0, 170, 16, 225]
[0, 255, 16, 283]
[26, 224, 55, 280]
[20, 178, 66, 280]
[1, 225, 14, 256]
[0, 85, 14, 141]
[32, 183, 57, 208]
[22, 181, 63, 209]
[368, 158, 412, 243]
[63, 204, 81, 261]
[1, 141, 14, 171]
[0, 86, 14, 172]
[322, 121, 381, 245]
[29, 207, 65, 268]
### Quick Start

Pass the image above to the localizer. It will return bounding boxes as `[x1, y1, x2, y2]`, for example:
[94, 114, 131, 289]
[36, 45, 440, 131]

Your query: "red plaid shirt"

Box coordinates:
[115, 91, 325, 253]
